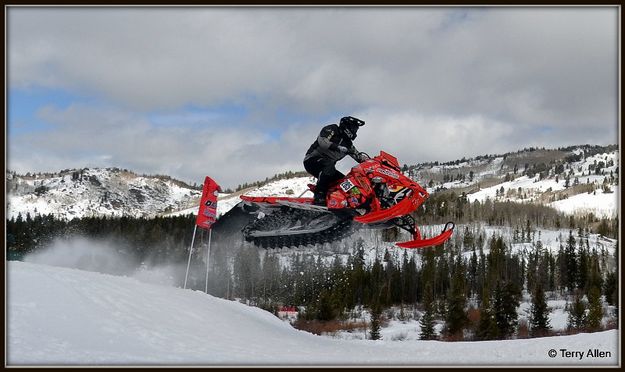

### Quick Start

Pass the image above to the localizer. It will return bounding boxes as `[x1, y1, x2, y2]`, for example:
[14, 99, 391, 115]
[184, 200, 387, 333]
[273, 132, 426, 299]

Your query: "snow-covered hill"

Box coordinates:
[6, 145, 619, 221]
[6, 168, 202, 220]
[7, 261, 619, 366]
[168, 176, 317, 219]
[213, 147, 619, 219]
[415, 146, 619, 219]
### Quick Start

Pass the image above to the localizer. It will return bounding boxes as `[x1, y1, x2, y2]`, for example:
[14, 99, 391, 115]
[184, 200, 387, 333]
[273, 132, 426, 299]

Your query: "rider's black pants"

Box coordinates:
[303, 156, 345, 194]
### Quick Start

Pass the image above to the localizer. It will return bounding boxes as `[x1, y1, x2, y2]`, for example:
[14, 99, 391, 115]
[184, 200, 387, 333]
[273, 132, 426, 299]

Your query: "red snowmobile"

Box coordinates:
[240, 151, 454, 249]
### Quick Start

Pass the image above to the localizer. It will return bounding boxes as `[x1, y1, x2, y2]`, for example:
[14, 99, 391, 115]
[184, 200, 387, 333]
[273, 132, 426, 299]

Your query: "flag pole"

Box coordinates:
[184, 224, 198, 289]
[204, 228, 213, 294]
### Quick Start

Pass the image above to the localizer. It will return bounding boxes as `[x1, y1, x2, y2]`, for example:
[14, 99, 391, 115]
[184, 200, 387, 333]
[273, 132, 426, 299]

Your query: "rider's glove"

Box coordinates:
[337, 146, 349, 153]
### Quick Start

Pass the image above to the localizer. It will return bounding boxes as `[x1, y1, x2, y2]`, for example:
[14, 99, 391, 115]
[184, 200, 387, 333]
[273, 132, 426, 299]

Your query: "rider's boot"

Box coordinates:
[312, 191, 326, 206]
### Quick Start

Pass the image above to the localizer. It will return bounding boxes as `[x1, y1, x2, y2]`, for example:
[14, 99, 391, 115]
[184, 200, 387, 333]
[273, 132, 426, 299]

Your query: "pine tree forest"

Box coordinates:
[6, 195, 619, 342]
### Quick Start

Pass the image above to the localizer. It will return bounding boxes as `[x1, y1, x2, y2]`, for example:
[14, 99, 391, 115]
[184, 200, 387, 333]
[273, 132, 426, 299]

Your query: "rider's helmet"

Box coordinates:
[339, 116, 365, 140]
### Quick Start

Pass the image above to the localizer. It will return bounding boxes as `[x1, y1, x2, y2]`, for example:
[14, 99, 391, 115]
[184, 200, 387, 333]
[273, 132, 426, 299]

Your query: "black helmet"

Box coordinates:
[339, 116, 365, 140]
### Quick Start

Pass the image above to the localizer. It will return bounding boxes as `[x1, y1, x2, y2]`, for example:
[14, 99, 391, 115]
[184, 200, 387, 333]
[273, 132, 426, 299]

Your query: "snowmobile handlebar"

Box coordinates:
[355, 151, 371, 163]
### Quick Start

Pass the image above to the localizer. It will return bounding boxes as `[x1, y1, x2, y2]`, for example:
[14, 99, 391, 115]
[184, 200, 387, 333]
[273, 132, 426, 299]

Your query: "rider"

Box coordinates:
[304, 116, 366, 205]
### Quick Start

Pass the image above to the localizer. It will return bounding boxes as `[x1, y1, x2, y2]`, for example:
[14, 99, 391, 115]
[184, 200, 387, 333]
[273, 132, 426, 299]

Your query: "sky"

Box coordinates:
[6, 6, 619, 189]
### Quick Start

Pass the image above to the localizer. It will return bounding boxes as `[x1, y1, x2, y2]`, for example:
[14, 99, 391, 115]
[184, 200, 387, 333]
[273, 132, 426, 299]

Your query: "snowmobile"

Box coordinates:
[240, 151, 454, 249]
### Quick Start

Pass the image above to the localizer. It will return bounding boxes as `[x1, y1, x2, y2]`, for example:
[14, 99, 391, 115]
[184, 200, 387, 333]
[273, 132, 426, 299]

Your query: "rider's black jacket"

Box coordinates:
[304, 124, 360, 163]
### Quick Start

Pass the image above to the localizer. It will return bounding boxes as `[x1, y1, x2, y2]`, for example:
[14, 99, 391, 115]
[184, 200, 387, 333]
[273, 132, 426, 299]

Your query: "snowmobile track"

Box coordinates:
[242, 208, 355, 249]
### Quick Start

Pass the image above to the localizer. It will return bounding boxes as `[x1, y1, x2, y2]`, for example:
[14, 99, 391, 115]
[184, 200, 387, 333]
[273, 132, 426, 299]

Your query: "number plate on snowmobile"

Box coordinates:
[340, 179, 356, 192]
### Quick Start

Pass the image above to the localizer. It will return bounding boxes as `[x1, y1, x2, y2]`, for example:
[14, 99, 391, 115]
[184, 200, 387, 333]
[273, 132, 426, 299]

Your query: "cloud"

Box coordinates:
[10, 102, 611, 189]
[9, 8, 617, 121]
[9, 104, 271, 187]
[7, 7, 618, 187]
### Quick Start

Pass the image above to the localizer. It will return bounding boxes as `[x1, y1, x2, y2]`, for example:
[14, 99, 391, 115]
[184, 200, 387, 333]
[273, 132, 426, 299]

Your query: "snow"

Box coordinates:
[215, 193, 243, 216]
[6, 149, 620, 365]
[436, 149, 620, 219]
[428, 157, 503, 175]
[217, 177, 315, 217]
[468, 176, 557, 203]
[550, 190, 618, 218]
[7, 149, 619, 223]
[166, 192, 240, 219]
[476, 225, 618, 256]
[465, 175, 618, 219]
[7, 168, 202, 220]
[243, 177, 316, 198]
[7, 261, 619, 366]
[168, 177, 316, 219]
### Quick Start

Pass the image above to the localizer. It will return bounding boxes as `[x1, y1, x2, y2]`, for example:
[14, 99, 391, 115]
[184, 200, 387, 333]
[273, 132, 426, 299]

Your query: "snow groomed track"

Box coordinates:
[7, 261, 619, 366]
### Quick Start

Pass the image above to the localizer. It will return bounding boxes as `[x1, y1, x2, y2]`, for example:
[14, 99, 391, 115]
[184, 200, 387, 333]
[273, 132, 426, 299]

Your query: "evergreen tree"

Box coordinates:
[556, 243, 566, 293]
[493, 282, 520, 339]
[603, 271, 618, 309]
[567, 294, 587, 331]
[468, 247, 479, 297]
[401, 252, 418, 304]
[577, 246, 588, 290]
[475, 287, 498, 340]
[529, 283, 551, 337]
[369, 300, 382, 340]
[547, 253, 556, 292]
[586, 286, 604, 331]
[315, 289, 338, 321]
[444, 259, 468, 340]
[419, 283, 437, 340]
[564, 231, 578, 291]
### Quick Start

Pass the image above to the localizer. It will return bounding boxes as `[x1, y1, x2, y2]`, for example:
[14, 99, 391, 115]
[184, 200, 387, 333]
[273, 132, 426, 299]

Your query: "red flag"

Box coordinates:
[196, 176, 221, 230]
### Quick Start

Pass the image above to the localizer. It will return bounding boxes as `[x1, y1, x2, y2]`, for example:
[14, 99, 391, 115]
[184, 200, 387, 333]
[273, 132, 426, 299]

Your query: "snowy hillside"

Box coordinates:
[170, 176, 317, 218]
[6, 146, 618, 221]
[7, 261, 619, 366]
[154, 147, 622, 220]
[418, 147, 619, 219]
[6, 168, 201, 220]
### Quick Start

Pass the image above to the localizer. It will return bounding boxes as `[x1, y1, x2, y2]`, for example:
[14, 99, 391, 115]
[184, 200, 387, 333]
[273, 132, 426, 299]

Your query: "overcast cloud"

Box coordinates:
[7, 7, 618, 188]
